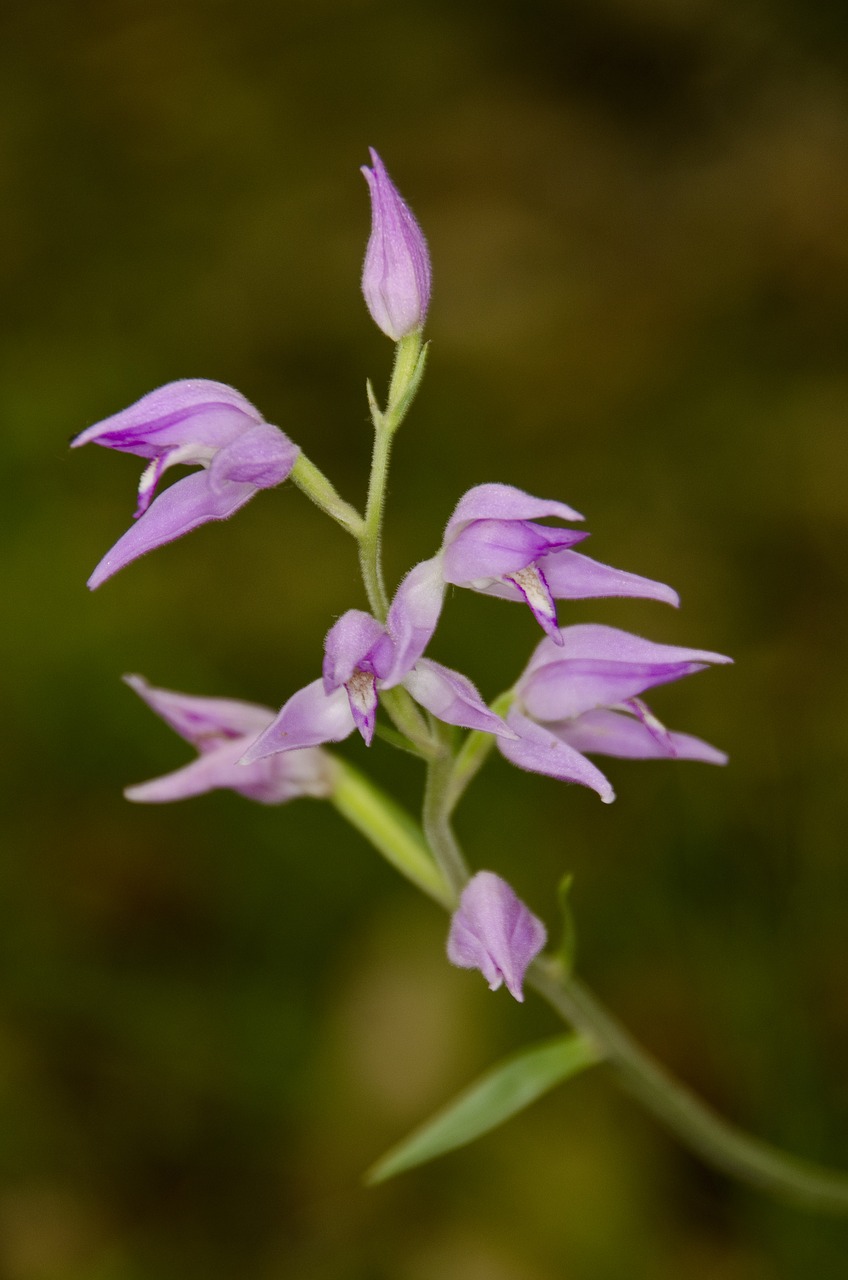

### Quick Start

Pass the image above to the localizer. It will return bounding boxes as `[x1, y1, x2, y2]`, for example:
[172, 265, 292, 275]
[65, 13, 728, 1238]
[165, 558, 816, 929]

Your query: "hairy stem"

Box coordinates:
[529, 958, 848, 1214]
[291, 453, 364, 537]
[329, 758, 451, 908]
[333, 763, 848, 1214]
[358, 331, 425, 620]
[423, 750, 470, 902]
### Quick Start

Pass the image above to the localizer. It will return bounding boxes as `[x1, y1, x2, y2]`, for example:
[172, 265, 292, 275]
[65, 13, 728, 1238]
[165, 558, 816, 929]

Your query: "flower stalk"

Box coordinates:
[290, 453, 364, 537]
[329, 758, 848, 1212]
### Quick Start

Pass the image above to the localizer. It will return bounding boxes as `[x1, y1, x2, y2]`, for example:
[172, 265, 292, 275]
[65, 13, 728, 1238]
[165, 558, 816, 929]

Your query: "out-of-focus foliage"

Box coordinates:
[3, 0, 848, 1276]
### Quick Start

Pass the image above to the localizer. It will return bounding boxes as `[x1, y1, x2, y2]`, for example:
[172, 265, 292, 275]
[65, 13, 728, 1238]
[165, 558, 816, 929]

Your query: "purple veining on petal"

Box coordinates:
[621, 697, 677, 755]
[345, 669, 379, 745]
[504, 562, 562, 644]
[71, 380, 264, 455]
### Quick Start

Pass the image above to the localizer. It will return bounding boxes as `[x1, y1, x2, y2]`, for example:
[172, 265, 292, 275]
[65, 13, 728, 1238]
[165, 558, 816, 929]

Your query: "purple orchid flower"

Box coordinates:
[361, 148, 431, 340]
[72, 380, 299, 588]
[439, 483, 680, 644]
[447, 871, 547, 1002]
[123, 675, 335, 805]
[498, 624, 732, 803]
[242, 561, 513, 761]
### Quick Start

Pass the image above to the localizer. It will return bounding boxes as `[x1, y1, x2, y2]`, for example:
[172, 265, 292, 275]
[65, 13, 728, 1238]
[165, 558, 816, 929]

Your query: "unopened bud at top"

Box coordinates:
[361, 148, 431, 341]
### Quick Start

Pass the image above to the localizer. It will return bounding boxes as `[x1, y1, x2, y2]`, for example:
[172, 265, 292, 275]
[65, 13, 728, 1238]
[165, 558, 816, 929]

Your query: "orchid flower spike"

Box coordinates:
[361, 148, 431, 341]
[242, 560, 513, 761]
[438, 484, 679, 644]
[447, 872, 547, 1002]
[72, 380, 299, 588]
[123, 676, 335, 805]
[498, 624, 732, 803]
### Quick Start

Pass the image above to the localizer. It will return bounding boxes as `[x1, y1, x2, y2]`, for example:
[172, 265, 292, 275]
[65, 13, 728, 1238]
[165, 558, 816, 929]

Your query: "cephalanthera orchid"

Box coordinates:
[71, 148, 848, 1214]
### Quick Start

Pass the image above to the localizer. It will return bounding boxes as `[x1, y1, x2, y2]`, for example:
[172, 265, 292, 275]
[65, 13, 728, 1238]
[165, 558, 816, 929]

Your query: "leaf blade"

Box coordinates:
[366, 1031, 601, 1184]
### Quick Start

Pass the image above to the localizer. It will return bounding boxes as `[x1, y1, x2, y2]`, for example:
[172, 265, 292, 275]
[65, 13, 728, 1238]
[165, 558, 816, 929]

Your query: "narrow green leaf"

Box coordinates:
[365, 1032, 602, 1184]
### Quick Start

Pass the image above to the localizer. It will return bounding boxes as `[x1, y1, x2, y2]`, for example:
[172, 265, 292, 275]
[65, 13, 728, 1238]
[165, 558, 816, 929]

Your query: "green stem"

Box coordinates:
[529, 958, 848, 1214]
[379, 686, 438, 757]
[358, 331, 427, 621]
[445, 690, 516, 815]
[291, 453, 364, 537]
[359, 419, 393, 618]
[422, 750, 469, 902]
[329, 758, 451, 908]
[331, 764, 848, 1214]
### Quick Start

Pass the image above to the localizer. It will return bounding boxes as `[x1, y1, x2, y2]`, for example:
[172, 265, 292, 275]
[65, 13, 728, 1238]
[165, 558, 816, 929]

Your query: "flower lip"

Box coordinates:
[437, 483, 680, 637]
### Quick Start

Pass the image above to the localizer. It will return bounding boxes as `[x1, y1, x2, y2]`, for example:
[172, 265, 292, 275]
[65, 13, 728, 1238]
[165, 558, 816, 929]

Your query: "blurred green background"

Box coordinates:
[3, 0, 848, 1276]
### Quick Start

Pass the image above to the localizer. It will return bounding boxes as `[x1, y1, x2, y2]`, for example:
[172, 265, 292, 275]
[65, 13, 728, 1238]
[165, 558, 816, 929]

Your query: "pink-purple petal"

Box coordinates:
[497, 709, 616, 803]
[550, 708, 729, 764]
[447, 871, 548, 1002]
[71, 379, 264, 456]
[445, 483, 583, 534]
[523, 624, 732, 680]
[241, 679, 355, 761]
[87, 471, 259, 589]
[322, 611, 390, 692]
[382, 556, 447, 684]
[519, 657, 710, 724]
[442, 518, 588, 584]
[540, 550, 680, 607]
[125, 736, 333, 805]
[123, 674, 274, 750]
[361, 149, 431, 340]
[403, 659, 515, 737]
[209, 424, 298, 492]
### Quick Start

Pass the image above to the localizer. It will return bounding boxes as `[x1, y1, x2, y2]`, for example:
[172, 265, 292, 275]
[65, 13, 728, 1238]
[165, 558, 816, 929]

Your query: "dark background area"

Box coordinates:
[3, 0, 848, 1276]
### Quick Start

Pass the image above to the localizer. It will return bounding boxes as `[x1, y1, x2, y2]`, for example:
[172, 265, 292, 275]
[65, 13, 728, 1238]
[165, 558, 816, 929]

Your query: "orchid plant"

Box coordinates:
[74, 148, 848, 1210]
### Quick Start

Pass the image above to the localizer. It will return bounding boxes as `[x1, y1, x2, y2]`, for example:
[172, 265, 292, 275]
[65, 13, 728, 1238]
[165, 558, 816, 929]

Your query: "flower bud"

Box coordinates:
[361, 148, 431, 341]
[447, 871, 547, 1002]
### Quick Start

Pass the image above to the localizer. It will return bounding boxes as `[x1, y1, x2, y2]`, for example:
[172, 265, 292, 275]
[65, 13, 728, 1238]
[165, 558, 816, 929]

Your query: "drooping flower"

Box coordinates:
[242, 561, 512, 761]
[447, 871, 547, 1002]
[123, 675, 335, 805]
[361, 148, 431, 341]
[439, 484, 680, 644]
[72, 380, 299, 588]
[498, 624, 732, 803]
